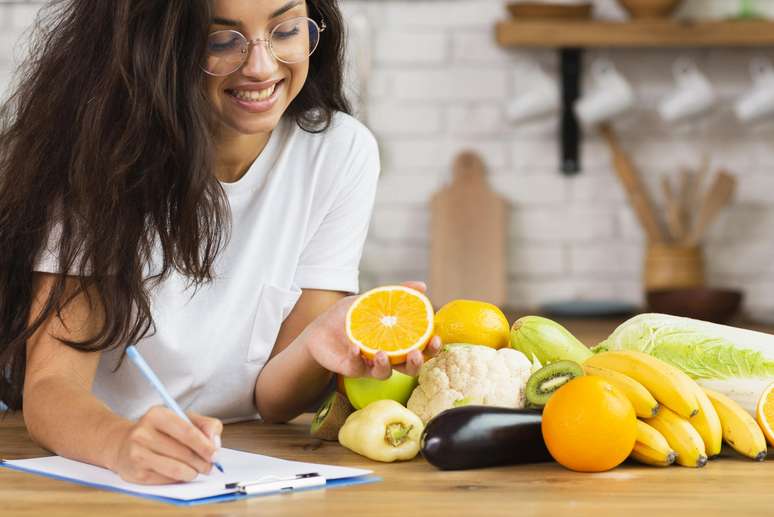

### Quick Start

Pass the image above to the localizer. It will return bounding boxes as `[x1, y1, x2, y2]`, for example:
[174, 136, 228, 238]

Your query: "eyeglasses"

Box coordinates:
[203, 17, 325, 76]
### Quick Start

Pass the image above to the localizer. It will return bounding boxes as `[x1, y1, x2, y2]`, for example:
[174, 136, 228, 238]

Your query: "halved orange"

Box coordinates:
[756, 380, 774, 446]
[346, 285, 434, 365]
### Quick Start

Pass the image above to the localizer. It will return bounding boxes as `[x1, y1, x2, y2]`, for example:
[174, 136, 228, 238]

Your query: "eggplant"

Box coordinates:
[420, 406, 552, 470]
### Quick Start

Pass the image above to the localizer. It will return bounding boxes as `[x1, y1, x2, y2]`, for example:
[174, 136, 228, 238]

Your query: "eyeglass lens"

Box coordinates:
[204, 17, 321, 76]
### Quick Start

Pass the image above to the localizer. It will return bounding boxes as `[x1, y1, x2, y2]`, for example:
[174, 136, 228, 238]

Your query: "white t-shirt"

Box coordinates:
[34, 112, 380, 423]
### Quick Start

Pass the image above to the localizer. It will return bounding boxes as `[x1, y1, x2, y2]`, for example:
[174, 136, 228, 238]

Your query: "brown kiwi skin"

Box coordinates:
[310, 391, 354, 441]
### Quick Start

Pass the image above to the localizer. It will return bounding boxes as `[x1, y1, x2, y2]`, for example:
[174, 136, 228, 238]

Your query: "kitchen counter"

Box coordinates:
[3, 319, 774, 516]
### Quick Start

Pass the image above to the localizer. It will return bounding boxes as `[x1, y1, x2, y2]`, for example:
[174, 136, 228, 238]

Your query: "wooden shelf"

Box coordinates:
[495, 19, 774, 175]
[496, 20, 774, 48]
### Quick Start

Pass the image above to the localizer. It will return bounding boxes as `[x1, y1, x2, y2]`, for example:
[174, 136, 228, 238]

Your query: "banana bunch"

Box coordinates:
[631, 420, 676, 467]
[705, 388, 767, 462]
[585, 350, 767, 467]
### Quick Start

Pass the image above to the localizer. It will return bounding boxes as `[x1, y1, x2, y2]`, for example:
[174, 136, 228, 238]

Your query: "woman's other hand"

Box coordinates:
[303, 281, 442, 380]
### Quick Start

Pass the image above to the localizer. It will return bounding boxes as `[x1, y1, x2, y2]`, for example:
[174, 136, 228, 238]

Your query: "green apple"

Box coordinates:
[341, 369, 418, 410]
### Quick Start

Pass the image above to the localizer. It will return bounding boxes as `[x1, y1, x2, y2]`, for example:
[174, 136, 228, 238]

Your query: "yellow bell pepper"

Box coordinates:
[338, 399, 424, 462]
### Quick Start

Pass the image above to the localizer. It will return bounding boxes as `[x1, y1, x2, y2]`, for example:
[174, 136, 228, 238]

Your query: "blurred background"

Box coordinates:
[2, 0, 774, 324]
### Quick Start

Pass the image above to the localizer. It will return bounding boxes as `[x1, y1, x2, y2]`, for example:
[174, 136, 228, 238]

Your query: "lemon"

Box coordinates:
[434, 300, 510, 349]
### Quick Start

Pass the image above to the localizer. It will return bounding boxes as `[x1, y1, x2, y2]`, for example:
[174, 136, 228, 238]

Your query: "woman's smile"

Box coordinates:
[225, 78, 285, 113]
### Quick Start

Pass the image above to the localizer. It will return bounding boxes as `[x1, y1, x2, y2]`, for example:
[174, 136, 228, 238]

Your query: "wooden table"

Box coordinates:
[3, 319, 774, 516]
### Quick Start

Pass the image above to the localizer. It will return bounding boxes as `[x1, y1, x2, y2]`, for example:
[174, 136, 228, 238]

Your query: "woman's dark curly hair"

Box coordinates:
[0, 0, 350, 410]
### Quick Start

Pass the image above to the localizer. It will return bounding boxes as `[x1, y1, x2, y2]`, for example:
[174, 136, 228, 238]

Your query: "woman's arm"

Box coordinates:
[23, 273, 220, 484]
[252, 289, 344, 423]
[23, 274, 129, 466]
[254, 283, 441, 424]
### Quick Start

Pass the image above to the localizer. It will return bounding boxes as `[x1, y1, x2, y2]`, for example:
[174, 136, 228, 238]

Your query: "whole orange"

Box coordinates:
[542, 376, 637, 472]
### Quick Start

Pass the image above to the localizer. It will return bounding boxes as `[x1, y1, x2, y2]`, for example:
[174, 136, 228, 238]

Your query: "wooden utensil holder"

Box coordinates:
[644, 244, 705, 291]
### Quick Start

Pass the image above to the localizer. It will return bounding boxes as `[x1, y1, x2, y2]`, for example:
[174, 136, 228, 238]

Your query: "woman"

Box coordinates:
[0, 0, 440, 484]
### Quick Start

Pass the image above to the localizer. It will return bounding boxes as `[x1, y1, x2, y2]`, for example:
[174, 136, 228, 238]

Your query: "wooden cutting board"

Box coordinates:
[429, 151, 508, 308]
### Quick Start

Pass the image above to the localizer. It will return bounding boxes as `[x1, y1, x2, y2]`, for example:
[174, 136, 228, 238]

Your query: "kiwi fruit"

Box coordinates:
[525, 360, 584, 408]
[310, 391, 354, 441]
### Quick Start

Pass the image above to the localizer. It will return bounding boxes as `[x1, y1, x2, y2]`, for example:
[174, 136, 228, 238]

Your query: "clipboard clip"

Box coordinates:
[225, 472, 326, 495]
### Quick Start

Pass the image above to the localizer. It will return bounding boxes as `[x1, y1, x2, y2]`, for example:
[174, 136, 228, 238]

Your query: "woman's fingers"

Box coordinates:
[339, 351, 388, 380]
[342, 346, 430, 379]
[424, 336, 442, 360]
[340, 342, 369, 378]
[188, 412, 223, 450]
[143, 428, 213, 475]
[368, 352, 392, 380]
[144, 407, 216, 465]
[400, 280, 427, 293]
[141, 449, 200, 482]
[394, 337, 442, 376]
[131, 470, 178, 485]
[402, 349, 424, 377]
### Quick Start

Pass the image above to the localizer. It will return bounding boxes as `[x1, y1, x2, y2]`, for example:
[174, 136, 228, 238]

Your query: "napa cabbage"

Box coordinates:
[595, 313, 774, 414]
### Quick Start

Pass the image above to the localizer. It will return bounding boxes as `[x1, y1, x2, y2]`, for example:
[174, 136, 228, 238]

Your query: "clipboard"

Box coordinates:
[1, 447, 379, 506]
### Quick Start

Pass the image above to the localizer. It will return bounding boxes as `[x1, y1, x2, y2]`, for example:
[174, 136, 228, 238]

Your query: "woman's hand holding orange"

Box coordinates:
[303, 281, 441, 380]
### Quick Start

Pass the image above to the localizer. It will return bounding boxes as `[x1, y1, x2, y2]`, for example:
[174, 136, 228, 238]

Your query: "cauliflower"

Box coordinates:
[406, 344, 533, 423]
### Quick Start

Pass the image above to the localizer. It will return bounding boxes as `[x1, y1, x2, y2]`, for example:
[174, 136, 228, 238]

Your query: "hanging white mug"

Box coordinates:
[658, 57, 715, 123]
[735, 57, 774, 123]
[506, 62, 559, 122]
[574, 58, 634, 127]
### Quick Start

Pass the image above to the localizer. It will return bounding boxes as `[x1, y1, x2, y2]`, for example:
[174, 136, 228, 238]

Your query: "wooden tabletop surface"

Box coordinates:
[3, 318, 774, 516]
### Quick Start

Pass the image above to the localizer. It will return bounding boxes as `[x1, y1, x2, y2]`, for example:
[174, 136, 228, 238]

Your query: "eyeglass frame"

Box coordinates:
[202, 16, 327, 76]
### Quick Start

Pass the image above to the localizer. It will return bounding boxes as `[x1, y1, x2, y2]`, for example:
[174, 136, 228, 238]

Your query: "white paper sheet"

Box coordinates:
[3, 447, 372, 501]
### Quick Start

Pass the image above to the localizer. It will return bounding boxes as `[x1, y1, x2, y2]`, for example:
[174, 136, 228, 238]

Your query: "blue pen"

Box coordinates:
[125, 345, 224, 473]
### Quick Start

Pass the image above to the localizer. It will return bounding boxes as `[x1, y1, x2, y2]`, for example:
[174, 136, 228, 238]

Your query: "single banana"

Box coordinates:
[646, 406, 707, 468]
[585, 351, 699, 419]
[630, 419, 676, 467]
[704, 388, 767, 461]
[688, 385, 723, 457]
[583, 364, 659, 418]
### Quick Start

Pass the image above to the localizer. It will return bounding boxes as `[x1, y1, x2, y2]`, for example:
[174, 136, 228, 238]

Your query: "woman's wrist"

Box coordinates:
[294, 321, 335, 374]
[100, 416, 133, 472]
[300, 328, 336, 385]
[254, 328, 334, 422]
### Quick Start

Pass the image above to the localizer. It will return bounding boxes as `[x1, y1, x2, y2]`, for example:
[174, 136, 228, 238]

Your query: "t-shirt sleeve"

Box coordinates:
[32, 220, 71, 274]
[33, 242, 60, 273]
[292, 124, 380, 294]
[32, 217, 93, 275]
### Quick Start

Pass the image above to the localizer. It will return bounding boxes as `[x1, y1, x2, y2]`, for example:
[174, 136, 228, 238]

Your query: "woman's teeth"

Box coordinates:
[230, 84, 276, 101]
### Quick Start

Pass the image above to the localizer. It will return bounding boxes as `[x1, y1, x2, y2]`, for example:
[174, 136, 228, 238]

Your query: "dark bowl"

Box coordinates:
[507, 2, 592, 20]
[618, 0, 682, 19]
[646, 288, 743, 323]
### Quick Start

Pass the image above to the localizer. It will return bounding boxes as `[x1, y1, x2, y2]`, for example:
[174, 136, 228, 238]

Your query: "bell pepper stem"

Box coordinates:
[385, 422, 413, 447]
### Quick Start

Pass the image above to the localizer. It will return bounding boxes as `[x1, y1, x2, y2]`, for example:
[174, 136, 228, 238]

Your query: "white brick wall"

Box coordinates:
[348, 0, 774, 318]
[2, 1, 773, 317]
[373, 30, 447, 65]
[0, 1, 39, 98]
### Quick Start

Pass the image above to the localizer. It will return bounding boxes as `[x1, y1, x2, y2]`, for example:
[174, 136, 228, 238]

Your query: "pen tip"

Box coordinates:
[215, 462, 224, 473]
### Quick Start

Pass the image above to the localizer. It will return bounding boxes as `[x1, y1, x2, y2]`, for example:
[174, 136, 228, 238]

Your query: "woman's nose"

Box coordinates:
[241, 40, 279, 78]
